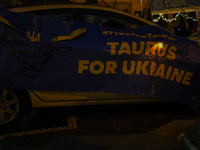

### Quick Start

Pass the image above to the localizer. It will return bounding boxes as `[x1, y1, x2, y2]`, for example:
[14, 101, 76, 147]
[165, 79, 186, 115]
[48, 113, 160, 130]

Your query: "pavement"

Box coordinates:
[0, 118, 198, 150]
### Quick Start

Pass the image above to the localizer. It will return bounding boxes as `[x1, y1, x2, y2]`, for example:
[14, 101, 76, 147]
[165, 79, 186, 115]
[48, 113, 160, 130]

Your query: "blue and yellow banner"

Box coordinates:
[0, 7, 200, 106]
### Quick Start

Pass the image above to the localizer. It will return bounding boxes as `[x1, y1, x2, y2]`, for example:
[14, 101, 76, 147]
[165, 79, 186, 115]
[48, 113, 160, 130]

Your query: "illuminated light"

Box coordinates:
[157, 42, 164, 48]
[153, 13, 200, 23]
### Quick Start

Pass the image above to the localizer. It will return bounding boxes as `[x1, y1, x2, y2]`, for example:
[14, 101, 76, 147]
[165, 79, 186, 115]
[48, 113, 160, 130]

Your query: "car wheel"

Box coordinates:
[0, 89, 28, 128]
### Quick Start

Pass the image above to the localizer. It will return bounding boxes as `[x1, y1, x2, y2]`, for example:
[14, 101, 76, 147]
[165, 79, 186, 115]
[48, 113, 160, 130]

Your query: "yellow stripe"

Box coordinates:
[52, 28, 86, 41]
[0, 16, 15, 28]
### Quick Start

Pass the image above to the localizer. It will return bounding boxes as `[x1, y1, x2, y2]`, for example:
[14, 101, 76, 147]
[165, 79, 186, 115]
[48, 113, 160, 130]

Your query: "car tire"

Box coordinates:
[0, 89, 29, 128]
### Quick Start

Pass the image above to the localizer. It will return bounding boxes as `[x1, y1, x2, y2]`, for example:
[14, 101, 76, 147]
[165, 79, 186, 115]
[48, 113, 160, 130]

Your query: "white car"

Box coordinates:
[1, 2, 199, 128]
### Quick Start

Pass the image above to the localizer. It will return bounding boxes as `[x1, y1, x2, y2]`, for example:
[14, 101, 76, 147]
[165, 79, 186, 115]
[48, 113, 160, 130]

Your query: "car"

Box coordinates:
[0, 2, 200, 128]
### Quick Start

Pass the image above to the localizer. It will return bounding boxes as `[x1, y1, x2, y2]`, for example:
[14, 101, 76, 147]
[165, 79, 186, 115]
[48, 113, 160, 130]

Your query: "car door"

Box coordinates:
[22, 7, 121, 102]
[73, 8, 153, 101]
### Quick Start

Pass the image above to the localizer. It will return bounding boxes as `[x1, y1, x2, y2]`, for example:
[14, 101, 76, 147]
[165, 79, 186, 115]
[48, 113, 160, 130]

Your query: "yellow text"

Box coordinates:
[78, 60, 193, 86]
[107, 41, 177, 60]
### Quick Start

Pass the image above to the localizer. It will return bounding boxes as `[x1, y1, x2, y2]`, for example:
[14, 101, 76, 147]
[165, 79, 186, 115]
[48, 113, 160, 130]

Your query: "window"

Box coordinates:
[27, 8, 148, 29]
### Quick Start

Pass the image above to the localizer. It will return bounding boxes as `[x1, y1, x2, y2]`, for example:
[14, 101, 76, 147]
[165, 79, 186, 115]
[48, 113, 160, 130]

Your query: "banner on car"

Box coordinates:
[0, 7, 200, 107]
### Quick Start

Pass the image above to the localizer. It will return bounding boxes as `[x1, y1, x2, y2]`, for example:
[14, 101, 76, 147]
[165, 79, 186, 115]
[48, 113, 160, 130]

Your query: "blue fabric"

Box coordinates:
[0, 7, 200, 106]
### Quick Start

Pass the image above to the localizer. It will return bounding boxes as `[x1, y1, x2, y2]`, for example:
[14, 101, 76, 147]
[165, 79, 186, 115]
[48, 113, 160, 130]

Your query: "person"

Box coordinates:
[193, 21, 198, 33]
[172, 14, 181, 35]
[178, 15, 191, 37]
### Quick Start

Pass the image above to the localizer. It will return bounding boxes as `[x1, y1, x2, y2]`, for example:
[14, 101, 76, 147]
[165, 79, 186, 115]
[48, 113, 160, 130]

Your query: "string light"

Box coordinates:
[153, 13, 200, 23]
